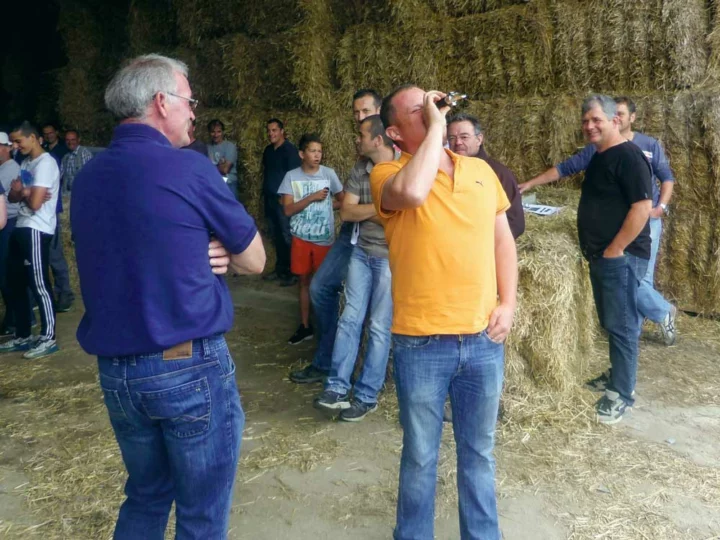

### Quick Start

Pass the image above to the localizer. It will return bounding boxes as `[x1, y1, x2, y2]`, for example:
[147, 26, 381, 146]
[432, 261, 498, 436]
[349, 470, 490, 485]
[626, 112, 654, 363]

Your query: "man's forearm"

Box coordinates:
[340, 203, 376, 223]
[8, 189, 25, 203]
[658, 181, 674, 206]
[229, 232, 266, 275]
[218, 162, 233, 175]
[607, 201, 652, 254]
[495, 222, 518, 308]
[528, 167, 560, 188]
[383, 124, 444, 208]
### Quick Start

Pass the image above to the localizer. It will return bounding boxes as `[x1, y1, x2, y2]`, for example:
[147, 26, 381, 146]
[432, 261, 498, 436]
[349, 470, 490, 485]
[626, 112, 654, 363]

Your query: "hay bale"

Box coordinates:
[508, 188, 597, 390]
[126, 0, 177, 56]
[57, 67, 114, 146]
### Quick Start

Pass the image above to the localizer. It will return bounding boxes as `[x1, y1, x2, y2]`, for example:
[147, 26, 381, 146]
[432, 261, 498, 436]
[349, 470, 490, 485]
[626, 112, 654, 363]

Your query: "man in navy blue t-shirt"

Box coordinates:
[71, 54, 265, 539]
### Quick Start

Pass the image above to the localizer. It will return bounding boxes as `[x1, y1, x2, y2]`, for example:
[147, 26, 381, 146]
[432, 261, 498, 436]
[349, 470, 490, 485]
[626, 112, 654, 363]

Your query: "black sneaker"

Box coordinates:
[288, 324, 314, 345]
[55, 299, 73, 313]
[595, 391, 629, 424]
[340, 399, 378, 422]
[585, 370, 611, 393]
[262, 271, 280, 281]
[289, 364, 327, 384]
[279, 275, 298, 287]
[314, 390, 351, 412]
[0, 327, 15, 338]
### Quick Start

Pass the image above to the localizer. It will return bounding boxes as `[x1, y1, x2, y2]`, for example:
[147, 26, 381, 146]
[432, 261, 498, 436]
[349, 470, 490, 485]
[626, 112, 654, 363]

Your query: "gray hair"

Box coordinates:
[447, 113, 483, 136]
[581, 94, 617, 120]
[104, 54, 189, 121]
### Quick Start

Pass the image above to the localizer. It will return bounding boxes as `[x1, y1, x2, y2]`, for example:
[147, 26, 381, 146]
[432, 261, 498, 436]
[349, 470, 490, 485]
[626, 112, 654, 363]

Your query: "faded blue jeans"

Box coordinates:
[98, 335, 244, 540]
[393, 332, 504, 540]
[325, 246, 392, 404]
[589, 253, 648, 406]
[310, 223, 354, 372]
[637, 217, 672, 323]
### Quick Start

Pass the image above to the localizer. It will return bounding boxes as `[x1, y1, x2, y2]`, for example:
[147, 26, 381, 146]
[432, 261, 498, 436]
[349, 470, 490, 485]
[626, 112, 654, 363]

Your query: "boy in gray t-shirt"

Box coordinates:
[278, 133, 344, 345]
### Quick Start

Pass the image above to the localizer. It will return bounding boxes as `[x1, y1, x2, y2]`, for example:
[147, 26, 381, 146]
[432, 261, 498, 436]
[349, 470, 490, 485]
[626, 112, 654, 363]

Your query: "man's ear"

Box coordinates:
[629, 112, 637, 124]
[385, 126, 402, 143]
[477, 133, 485, 146]
[298, 150, 305, 161]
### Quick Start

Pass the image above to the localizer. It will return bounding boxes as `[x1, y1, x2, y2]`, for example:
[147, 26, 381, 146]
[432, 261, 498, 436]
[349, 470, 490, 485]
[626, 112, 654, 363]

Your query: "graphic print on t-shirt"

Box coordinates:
[289, 178, 333, 243]
[21, 168, 34, 187]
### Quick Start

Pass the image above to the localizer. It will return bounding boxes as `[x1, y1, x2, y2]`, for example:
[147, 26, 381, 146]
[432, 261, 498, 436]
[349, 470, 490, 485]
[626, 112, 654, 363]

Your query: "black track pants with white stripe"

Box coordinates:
[7, 227, 55, 340]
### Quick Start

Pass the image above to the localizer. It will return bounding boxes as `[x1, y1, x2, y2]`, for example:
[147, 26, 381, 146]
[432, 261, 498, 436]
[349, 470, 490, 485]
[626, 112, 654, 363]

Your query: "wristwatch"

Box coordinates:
[659, 203, 669, 215]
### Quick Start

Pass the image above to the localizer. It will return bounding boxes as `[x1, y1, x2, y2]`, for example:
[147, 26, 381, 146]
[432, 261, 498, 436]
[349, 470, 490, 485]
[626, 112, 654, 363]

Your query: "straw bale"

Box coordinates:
[126, 0, 177, 56]
[289, 0, 340, 114]
[446, 2, 553, 97]
[508, 187, 597, 390]
[658, 0, 709, 90]
[172, 0, 301, 45]
[57, 67, 114, 146]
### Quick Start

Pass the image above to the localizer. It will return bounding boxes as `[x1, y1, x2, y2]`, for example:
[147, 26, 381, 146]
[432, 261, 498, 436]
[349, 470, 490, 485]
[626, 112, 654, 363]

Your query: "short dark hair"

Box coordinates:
[12, 121, 40, 139]
[298, 132, 322, 152]
[447, 113, 483, 136]
[360, 115, 393, 148]
[207, 119, 224, 132]
[380, 84, 418, 131]
[267, 118, 284, 130]
[353, 89, 382, 109]
[614, 96, 637, 114]
[41, 122, 59, 132]
[65, 129, 81, 138]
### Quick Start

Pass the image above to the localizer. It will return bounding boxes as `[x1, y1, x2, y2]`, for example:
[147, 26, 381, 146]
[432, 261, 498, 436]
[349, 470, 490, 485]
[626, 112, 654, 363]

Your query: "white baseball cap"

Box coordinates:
[0, 132, 11, 146]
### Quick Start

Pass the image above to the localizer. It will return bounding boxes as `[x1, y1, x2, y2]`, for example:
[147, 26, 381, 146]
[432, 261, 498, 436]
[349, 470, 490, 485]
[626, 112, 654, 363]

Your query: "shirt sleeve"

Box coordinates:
[81, 148, 93, 166]
[190, 158, 257, 255]
[277, 172, 293, 196]
[33, 157, 59, 189]
[556, 144, 595, 178]
[652, 140, 675, 183]
[617, 151, 653, 205]
[369, 160, 403, 219]
[329, 169, 343, 194]
[224, 142, 238, 165]
[287, 146, 301, 170]
[345, 165, 361, 196]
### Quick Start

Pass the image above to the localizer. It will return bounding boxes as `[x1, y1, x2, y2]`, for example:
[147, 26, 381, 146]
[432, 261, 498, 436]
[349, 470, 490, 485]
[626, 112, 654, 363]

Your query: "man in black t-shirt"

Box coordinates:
[261, 118, 301, 286]
[577, 95, 653, 425]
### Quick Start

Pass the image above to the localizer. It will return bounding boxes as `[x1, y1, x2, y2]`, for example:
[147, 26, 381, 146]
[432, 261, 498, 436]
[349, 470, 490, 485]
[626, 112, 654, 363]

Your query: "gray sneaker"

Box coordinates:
[595, 390, 629, 425]
[659, 305, 677, 346]
[314, 390, 351, 412]
[0, 336, 32, 353]
[23, 338, 60, 359]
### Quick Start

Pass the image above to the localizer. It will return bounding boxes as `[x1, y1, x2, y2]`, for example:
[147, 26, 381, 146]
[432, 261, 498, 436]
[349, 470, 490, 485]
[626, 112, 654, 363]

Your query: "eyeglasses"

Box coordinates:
[447, 134, 478, 144]
[162, 91, 199, 110]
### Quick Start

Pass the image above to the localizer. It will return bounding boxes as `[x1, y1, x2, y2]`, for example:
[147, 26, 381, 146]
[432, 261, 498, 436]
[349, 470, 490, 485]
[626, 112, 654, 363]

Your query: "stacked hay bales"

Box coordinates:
[55, 0, 720, 389]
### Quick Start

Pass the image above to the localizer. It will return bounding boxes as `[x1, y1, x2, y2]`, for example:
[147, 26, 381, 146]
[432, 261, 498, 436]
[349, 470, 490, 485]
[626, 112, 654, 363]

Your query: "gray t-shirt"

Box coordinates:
[0, 159, 21, 219]
[277, 165, 343, 246]
[346, 158, 388, 258]
[207, 140, 238, 184]
[17, 153, 60, 235]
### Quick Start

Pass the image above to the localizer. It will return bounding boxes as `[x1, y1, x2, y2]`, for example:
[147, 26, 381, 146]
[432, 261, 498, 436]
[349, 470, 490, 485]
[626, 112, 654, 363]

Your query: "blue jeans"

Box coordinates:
[98, 335, 244, 540]
[589, 254, 648, 406]
[637, 217, 671, 323]
[393, 332, 504, 540]
[325, 246, 393, 404]
[310, 223, 354, 371]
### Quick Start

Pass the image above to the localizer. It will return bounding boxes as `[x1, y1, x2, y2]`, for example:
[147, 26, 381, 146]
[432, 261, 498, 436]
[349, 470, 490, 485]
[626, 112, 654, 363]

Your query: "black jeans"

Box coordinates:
[7, 227, 56, 340]
[588, 253, 648, 405]
[264, 196, 292, 277]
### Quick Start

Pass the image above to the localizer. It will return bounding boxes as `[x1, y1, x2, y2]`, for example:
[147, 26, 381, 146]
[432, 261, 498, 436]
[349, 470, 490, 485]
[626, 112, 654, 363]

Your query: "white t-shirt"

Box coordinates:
[17, 153, 60, 234]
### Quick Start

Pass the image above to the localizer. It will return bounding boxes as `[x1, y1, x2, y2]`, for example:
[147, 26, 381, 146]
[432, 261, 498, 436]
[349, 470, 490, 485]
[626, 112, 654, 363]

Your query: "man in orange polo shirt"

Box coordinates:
[370, 85, 517, 540]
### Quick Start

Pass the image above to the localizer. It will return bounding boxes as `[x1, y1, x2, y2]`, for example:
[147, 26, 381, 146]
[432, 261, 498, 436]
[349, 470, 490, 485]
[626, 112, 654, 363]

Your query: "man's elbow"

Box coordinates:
[283, 206, 293, 217]
[246, 253, 266, 275]
[385, 187, 426, 210]
[27, 200, 43, 212]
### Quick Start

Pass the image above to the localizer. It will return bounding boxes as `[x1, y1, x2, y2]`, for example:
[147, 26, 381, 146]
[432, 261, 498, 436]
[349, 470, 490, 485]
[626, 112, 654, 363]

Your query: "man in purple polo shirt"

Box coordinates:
[71, 54, 265, 539]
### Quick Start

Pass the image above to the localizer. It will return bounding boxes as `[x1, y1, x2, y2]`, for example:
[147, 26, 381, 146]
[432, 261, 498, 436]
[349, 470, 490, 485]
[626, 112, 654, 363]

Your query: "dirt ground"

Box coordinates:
[1, 275, 720, 539]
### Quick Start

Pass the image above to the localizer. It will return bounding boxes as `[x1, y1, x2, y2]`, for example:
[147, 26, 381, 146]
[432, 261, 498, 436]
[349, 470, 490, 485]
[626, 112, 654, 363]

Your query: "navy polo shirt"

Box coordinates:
[71, 123, 258, 356]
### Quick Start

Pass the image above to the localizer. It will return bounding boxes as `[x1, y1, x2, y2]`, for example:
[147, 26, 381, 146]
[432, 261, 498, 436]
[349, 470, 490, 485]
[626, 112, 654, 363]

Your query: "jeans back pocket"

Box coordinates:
[138, 377, 212, 438]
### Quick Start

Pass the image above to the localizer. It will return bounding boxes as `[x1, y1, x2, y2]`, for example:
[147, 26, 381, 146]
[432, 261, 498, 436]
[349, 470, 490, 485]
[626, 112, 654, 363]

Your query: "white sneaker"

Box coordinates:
[23, 338, 60, 359]
[0, 336, 32, 353]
